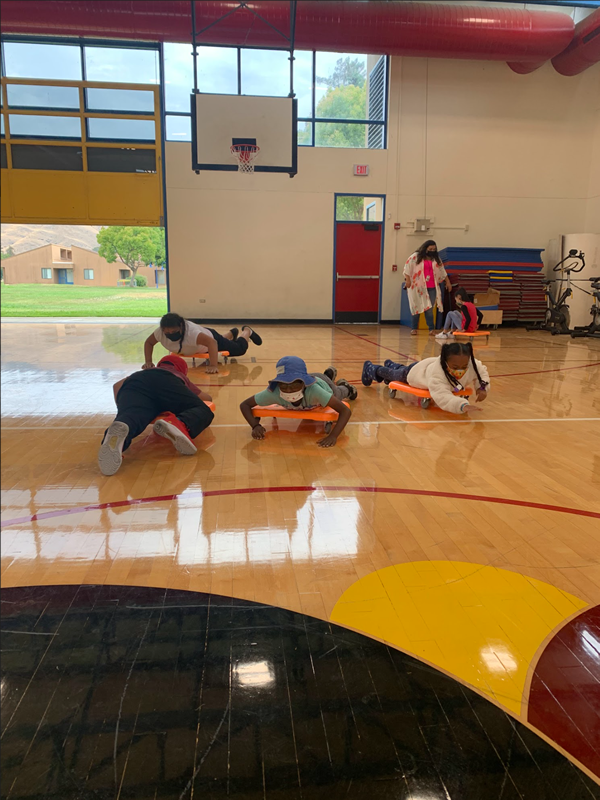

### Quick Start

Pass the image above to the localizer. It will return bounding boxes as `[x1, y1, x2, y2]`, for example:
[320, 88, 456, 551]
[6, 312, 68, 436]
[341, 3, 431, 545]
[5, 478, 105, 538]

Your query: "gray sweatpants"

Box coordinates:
[309, 373, 350, 400]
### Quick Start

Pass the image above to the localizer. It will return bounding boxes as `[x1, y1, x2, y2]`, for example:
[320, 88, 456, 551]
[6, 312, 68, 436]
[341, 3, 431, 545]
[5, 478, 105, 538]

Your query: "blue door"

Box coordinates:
[57, 269, 74, 285]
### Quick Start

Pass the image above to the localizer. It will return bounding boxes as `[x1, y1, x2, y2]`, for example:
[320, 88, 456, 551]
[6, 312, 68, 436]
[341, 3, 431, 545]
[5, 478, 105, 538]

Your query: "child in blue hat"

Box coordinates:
[240, 356, 355, 447]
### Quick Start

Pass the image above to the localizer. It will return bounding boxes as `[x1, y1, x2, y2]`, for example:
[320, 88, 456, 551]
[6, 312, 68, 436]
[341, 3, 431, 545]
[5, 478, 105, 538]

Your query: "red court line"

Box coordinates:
[493, 362, 600, 378]
[2, 485, 598, 529]
[337, 327, 411, 359]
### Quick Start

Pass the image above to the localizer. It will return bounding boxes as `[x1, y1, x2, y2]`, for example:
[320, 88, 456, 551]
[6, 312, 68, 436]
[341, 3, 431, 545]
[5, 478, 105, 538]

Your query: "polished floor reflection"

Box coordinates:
[2, 585, 599, 800]
[1, 320, 600, 789]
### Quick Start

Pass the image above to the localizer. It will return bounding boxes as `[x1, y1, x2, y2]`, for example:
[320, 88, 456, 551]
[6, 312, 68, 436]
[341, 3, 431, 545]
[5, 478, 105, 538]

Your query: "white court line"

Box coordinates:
[2, 417, 599, 431]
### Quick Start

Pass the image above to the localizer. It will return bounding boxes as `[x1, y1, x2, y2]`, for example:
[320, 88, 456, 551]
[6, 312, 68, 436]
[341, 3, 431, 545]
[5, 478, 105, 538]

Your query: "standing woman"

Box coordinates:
[403, 240, 452, 336]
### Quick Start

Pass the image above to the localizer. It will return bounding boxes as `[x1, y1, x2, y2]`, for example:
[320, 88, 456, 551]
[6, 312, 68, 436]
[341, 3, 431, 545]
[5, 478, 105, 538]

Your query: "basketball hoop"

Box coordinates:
[231, 143, 260, 174]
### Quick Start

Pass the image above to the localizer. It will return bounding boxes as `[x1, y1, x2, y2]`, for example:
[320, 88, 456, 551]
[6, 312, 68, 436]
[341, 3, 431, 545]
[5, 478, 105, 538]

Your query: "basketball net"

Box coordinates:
[230, 143, 260, 174]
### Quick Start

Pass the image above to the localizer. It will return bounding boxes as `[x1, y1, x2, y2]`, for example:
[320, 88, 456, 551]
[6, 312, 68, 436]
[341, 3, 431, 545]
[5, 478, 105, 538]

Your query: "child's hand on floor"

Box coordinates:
[205, 366, 219, 374]
[317, 434, 338, 448]
[252, 424, 266, 440]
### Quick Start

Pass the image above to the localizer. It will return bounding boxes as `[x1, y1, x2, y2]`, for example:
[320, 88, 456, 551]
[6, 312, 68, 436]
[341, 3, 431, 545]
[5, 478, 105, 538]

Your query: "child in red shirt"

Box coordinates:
[436, 287, 483, 339]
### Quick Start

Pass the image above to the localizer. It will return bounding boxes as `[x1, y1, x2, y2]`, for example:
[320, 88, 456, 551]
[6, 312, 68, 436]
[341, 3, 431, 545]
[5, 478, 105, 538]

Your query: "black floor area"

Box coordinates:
[1, 585, 598, 800]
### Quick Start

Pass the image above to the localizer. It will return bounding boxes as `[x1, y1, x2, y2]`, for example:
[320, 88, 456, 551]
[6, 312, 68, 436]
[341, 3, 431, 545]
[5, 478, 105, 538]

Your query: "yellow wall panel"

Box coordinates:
[87, 173, 162, 225]
[9, 171, 87, 221]
[1, 170, 12, 219]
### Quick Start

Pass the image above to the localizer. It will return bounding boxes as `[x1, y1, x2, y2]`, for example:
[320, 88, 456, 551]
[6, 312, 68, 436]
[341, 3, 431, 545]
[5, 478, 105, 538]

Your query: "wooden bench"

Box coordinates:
[251, 401, 350, 434]
[388, 382, 472, 409]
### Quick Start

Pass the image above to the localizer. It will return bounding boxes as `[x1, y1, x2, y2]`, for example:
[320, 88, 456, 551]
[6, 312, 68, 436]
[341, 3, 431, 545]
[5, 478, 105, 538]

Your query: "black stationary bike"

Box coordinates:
[527, 249, 585, 335]
[570, 277, 600, 340]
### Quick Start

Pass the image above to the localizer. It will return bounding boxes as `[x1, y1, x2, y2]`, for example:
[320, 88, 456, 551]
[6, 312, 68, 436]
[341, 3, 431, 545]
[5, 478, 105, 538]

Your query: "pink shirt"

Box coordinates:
[423, 259, 435, 288]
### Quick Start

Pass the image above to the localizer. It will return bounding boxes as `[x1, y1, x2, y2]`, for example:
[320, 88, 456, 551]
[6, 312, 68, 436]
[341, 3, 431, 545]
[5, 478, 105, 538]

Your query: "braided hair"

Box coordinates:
[440, 342, 485, 388]
[160, 312, 187, 354]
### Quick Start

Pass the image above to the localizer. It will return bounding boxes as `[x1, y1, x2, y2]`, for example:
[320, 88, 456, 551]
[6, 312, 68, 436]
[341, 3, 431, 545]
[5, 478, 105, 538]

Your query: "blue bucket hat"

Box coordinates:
[268, 356, 316, 391]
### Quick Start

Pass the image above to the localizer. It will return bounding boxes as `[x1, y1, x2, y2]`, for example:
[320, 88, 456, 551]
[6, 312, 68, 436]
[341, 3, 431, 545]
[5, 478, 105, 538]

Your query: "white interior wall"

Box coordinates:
[165, 57, 600, 322]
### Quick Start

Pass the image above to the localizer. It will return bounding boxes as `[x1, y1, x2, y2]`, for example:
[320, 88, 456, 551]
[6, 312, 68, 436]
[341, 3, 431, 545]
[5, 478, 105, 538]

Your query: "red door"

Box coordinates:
[334, 222, 382, 322]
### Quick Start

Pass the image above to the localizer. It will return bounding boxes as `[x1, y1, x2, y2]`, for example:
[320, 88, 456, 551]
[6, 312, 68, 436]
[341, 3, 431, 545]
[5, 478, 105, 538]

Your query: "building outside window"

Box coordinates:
[41, 268, 52, 279]
[84, 269, 94, 280]
[119, 269, 131, 280]
[163, 45, 387, 149]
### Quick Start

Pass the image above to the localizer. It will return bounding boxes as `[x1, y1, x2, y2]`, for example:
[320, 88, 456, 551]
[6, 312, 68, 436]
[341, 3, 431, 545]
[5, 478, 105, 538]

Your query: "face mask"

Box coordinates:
[449, 368, 467, 380]
[280, 389, 304, 403]
[427, 251, 437, 258]
[165, 331, 182, 342]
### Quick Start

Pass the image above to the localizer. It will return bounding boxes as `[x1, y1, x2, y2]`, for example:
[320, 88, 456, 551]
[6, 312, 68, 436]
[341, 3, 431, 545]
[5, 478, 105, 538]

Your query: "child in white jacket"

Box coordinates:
[362, 342, 490, 414]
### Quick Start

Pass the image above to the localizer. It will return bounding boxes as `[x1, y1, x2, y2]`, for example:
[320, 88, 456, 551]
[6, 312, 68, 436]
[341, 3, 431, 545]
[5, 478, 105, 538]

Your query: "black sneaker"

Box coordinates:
[242, 325, 262, 346]
[361, 361, 376, 386]
[337, 378, 357, 401]
[229, 327, 239, 340]
[324, 366, 337, 382]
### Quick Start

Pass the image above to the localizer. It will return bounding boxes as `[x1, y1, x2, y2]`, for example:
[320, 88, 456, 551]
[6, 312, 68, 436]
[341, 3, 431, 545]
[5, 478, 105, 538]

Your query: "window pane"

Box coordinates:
[336, 196, 383, 222]
[86, 147, 156, 173]
[86, 88, 154, 113]
[42, 269, 52, 279]
[3, 42, 82, 80]
[315, 121, 369, 148]
[196, 46, 238, 94]
[315, 53, 367, 120]
[6, 85, 80, 110]
[84, 47, 159, 84]
[294, 51, 313, 118]
[84, 269, 94, 280]
[11, 144, 83, 171]
[9, 115, 81, 139]
[298, 121, 312, 146]
[1, 117, 4, 137]
[166, 115, 192, 142]
[241, 49, 289, 96]
[164, 43, 194, 112]
[87, 118, 155, 141]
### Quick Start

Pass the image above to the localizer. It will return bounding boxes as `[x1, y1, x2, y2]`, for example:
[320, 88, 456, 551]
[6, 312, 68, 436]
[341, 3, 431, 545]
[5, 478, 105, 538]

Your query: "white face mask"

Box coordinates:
[280, 389, 304, 403]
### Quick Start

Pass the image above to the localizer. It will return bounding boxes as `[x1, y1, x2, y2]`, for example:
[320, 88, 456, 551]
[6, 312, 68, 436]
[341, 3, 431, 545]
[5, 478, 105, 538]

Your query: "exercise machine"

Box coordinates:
[571, 277, 600, 340]
[526, 249, 585, 335]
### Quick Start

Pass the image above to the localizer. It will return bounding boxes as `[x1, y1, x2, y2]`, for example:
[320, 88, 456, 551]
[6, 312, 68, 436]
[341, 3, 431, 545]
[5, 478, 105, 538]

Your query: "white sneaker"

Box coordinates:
[98, 421, 129, 475]
[435, 332, 449, 339]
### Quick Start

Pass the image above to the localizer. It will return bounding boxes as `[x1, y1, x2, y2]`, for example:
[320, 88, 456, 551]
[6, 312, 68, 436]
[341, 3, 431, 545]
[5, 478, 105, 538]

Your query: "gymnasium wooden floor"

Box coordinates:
[1, 319, 599, 798]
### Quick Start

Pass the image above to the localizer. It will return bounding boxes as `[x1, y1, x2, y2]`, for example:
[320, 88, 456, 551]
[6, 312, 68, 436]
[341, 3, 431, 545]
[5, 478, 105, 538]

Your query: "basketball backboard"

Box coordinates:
[191, 93, 298, 176]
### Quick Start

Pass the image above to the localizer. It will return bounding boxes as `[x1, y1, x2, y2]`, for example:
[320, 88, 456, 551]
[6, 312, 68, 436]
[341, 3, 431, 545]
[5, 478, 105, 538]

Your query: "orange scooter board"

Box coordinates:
[252, 401, 350, 433]
[184, 352, 230, 365]
[154, 399, 215, 422]
[452, 330, 490, 339]
[388, 382, 472, 409]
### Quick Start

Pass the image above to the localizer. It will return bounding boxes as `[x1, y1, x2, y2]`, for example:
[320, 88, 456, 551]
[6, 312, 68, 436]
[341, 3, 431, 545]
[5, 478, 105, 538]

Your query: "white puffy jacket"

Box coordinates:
[406, 356, 490, 414]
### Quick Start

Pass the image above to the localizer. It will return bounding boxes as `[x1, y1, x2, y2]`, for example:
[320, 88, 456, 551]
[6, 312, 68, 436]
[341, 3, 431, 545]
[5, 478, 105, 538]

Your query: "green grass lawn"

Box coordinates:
[1, 283, 168, 317]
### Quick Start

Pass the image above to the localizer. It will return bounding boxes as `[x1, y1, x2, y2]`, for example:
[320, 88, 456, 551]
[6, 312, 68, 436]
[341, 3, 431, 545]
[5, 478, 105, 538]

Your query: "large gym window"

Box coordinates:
[163, 47, 387, 148]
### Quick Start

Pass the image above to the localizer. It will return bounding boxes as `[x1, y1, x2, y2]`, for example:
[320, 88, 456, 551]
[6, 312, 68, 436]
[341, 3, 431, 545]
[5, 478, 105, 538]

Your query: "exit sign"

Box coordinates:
[353, 164, 369, 176]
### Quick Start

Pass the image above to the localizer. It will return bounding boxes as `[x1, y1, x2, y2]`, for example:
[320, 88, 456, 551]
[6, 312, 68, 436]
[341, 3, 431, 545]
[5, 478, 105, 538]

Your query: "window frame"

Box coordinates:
[164, 46, 388, 149]
[41, 268, 52, 280]
[83, 268, 94, 280]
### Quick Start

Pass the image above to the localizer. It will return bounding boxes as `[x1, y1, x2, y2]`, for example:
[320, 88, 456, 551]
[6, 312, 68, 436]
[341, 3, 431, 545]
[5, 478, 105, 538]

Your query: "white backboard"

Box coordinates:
[192, 94, 297, 175]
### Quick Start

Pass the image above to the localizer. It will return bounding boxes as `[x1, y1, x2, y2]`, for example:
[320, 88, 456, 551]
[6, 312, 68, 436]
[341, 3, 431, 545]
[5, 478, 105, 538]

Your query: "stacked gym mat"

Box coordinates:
[439, 247, 545, 323]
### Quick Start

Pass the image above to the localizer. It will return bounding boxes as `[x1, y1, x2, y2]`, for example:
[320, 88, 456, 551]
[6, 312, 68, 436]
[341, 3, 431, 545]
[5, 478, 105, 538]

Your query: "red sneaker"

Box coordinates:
[153, 413, 197, 455]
